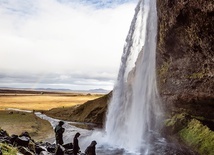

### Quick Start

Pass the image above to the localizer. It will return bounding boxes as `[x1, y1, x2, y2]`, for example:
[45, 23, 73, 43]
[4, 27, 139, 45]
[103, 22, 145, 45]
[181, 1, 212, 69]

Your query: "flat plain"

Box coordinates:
[0, 90, 102, 111]
[0, 89, 103, 141]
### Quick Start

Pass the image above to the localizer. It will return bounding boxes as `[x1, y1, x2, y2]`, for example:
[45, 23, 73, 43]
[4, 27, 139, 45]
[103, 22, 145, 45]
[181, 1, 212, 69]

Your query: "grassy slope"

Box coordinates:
[0, 110, 54, 141]
[45, 91, 112, 126]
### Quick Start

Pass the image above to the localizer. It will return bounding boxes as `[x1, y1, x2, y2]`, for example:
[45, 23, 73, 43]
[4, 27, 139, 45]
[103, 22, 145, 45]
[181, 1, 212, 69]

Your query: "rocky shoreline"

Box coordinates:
[0, 128, 76, 155]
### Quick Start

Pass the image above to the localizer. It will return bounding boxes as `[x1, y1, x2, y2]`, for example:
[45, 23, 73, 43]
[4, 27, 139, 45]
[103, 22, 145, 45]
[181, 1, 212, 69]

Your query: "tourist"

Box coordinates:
[73, 132, 81, 155]
[54, 121, 65, 145]
[85, 140, 97, 155]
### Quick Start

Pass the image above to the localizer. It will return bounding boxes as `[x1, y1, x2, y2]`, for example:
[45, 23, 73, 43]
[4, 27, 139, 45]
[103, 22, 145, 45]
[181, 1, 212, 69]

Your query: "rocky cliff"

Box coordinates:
[156, 0, 214, 154]
[157, 0, 213, 117]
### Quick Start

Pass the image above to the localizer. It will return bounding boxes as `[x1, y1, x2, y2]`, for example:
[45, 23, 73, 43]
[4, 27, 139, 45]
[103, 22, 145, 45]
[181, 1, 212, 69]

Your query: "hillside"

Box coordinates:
[45, 92, 112, 126]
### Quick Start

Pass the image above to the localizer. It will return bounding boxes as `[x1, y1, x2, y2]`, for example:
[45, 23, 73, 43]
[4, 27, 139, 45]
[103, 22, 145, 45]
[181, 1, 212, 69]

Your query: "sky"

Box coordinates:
[0, 0, 137, 90]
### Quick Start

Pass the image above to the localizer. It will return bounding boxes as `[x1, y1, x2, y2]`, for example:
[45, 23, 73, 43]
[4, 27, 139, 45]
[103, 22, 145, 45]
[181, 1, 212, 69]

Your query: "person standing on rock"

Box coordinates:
[85, 140, 97, 155]
[73, 132, 81, 155]
[54, 121, 65, 145]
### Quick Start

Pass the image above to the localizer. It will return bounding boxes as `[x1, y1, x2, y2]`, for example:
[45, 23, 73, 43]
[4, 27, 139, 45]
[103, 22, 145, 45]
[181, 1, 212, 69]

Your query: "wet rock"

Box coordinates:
[0, 129, 9, 137]
[14, 136, 30, 147]
[64, 149, 73, 155]
[28, 140, 36, 153]
[0, 129, 68, 155]
[0, 129, 10, 144]
[35, 145, 47, 154]
[39, 151, 53, 155]
[63, 142, 73, 149]
[10, 134, 18, 144]
[40, 142, 56, 153]
[18, 146, 34, 155]
[156, 0, 214, 113]
[19, 131, 31, 139]
[156, 0, 214, 154]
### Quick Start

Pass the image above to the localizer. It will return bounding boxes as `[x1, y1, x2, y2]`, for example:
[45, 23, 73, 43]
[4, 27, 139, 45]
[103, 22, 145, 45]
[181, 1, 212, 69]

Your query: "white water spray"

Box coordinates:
[105, 0, 162, 153]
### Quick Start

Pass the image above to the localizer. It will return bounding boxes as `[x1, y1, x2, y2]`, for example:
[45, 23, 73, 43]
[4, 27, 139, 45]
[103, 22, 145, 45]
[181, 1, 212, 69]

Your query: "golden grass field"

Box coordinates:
[0, 93, 102, 111]
[0, 90, 103, 141]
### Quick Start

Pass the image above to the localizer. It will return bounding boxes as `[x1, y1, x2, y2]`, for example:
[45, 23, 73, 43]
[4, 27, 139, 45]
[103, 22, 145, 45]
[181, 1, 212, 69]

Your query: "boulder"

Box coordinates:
[15, 136, 30, 147]
[17, 146, 34, 155]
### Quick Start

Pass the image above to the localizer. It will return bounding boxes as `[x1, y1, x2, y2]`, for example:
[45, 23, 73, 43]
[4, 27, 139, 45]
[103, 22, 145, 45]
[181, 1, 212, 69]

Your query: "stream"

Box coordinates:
[35, 112, 126, 155]
[34, 112, 196, 155]
[5, 108, 196, 155]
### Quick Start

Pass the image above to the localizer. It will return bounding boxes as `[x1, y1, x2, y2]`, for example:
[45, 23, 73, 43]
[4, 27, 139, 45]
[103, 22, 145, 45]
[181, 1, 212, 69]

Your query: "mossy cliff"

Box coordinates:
[165, 113, 214, 155]
[156, 0, 213, 106]
[156, 0, 214, 154]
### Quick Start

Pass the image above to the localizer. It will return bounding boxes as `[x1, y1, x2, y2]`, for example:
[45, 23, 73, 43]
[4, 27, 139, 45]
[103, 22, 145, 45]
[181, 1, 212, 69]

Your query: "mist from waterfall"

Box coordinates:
[105, 0, 162, 153]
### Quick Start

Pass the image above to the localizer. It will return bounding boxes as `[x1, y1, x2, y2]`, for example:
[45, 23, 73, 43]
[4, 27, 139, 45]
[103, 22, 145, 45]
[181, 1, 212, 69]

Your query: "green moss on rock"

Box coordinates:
[164, 113, 214, 155]
[165, 113, 190, 134]
[0, 143, 17, 155]
[188, 72, 206, 79]
[179, 119, 214, 155]
[158, 61, 170, 83]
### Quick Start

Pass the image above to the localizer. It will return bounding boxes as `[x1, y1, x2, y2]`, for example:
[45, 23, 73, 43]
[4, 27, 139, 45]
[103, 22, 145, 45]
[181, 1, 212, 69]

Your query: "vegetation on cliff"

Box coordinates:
[165, 113, 214, 155]
[156, 0, 214, 154]
[45, 92, 112, 126]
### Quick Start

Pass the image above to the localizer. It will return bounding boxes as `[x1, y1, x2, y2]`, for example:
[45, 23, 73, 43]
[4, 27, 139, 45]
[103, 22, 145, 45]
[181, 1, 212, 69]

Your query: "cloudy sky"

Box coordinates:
[0, 0, 137, 90]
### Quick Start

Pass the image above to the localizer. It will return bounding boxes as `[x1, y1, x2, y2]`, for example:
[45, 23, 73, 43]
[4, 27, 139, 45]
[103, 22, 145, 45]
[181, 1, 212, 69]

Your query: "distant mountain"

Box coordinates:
[33, 88, 110, 94]
[34, 88, 72, 91]
[88, 88, 110, 93]
[0, 87, 110, 94]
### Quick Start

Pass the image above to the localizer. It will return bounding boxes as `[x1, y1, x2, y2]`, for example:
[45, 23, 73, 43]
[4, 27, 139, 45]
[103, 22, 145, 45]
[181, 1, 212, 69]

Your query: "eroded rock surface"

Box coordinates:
[156, 1, 214, 154]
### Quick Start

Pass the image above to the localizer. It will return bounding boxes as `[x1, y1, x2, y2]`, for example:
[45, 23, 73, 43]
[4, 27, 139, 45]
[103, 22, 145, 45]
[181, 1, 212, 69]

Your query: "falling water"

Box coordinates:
[105, 0, 162, 154]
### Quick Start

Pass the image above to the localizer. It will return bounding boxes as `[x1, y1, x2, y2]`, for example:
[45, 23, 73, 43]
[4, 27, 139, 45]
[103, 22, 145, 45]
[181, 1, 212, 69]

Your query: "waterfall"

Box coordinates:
[105, 0, 162, 153]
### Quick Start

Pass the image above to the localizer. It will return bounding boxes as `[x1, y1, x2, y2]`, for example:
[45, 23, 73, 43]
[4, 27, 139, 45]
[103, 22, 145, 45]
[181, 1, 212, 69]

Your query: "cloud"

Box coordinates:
[0, 71, 115, 90]
[0, 0, 137, 90]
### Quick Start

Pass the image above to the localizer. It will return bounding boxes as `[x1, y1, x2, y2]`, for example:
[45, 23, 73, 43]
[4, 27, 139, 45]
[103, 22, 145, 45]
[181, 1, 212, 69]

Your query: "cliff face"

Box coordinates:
[157, 0, 213, 115]
[156, 0, 214, 154]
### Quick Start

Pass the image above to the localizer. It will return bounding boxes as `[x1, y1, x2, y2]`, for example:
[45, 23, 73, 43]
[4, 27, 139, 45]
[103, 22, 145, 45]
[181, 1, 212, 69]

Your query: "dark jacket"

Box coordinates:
[85, 141, 97, 155]
[73, 132, 80, 155]
[54, 125, 65, 145]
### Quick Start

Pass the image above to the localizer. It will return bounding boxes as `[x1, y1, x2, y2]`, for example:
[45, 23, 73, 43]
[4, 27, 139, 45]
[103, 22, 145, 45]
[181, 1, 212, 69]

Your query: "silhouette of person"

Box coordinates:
[54, 121, 65, 145]
[85, 140, 97, 155]
[73, 132, 81, 155]
[55, 144, 65, 155]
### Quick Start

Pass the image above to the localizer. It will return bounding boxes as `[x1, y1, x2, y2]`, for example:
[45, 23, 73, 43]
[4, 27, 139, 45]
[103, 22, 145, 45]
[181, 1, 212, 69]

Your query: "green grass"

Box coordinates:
[179, 119, 214, 155]
[0, 111, 54, 141]
[165, 113, 214, 155]
[0, 143, 17, 155]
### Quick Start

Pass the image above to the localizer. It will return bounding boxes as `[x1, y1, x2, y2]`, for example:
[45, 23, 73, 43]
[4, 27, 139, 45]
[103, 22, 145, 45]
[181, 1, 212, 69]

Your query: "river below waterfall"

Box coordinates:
[34, 112, 196, 155]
